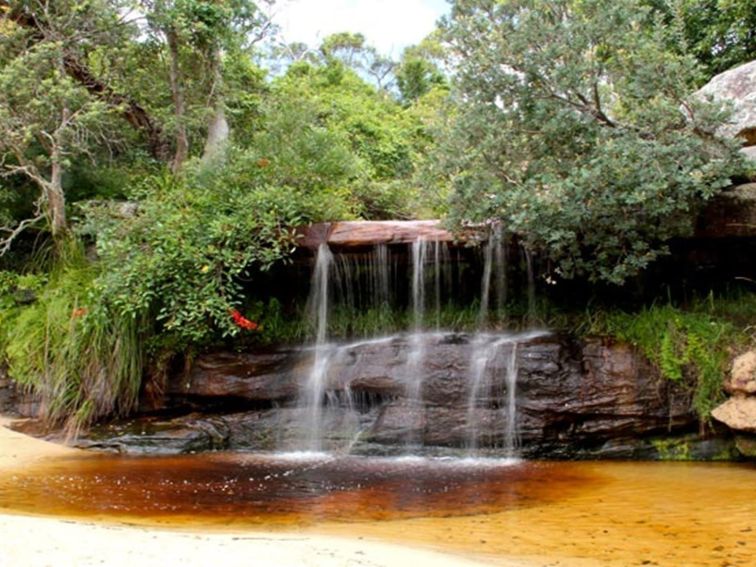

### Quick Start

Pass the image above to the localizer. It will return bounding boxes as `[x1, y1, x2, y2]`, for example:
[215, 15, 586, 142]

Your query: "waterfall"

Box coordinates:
[466, 335, 498, 453]
[411, 239, 428, 331]
[494, 230, 508, 315]
[290, 233, 542, 458]
[478, 239, 494, 327]
[373, 244, 390, 308]
[465, 336, 517, 456]
[300, 244, 334, 452]
[524, 247, 536, 323]
[405, 239, 430, 448]
[308, 244, 334, 344]
[432, 241, 450, 328]
[503, 342, 519, 457]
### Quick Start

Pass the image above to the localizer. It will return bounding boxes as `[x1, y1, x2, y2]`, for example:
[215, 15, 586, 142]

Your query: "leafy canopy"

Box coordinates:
[442, 0, 743, 284]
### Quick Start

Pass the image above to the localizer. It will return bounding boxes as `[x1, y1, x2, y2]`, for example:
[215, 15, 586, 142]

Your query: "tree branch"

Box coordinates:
[0, 197, 45, 256]
[7, 5, 171, 162]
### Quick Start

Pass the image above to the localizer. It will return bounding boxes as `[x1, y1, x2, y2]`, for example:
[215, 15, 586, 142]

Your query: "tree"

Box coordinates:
[644, 0, 756, 80]
[0, 0, 117, 249]
[6, 1, 171, 162]
[396, 36, 448, 103]
[141, 0, 274, 170]
[441, 0, 743, 284]
[318, 32, 397, 91]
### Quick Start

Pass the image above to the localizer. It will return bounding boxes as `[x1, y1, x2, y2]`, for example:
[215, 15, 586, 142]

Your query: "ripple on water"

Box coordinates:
[0, 453, 601, 526]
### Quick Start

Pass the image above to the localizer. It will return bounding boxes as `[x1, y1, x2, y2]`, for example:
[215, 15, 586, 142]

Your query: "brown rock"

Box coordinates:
[294, 222, 331, 249]
[328, 220, 456, 247]
[726, 350, 756, 395]
[166, 351, 307, 401]
[711, 397, 756, 434]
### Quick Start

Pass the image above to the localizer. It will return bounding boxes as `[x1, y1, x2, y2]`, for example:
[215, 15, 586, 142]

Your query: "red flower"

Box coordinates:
[72, 307, 88, 318]
[229, 309, 258, 331]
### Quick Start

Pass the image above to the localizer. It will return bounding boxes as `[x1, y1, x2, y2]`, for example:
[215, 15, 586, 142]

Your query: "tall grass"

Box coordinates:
[0, 241, 144, 435]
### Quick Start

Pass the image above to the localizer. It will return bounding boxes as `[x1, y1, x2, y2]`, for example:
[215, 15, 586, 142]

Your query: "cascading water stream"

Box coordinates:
[503, 342, 520, 458]
[465, 330, 547, 458]
[478, 240, 494, 327]
[373, 244, 390, 308]
[465, 336, 518, 456]
[295, 236, 544, 458]
[432, 241, 450, 329]
[466, 335, 497, 453]
[301, 243, 334, 452]
[405, 239, 429, 448]
[493, 229, 508, 314]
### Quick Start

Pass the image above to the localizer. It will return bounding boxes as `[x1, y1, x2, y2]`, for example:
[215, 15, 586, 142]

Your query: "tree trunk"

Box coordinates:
[202, 47, 230, 164]
[166, 28, 189, 173]
[47, 150, 67, 238]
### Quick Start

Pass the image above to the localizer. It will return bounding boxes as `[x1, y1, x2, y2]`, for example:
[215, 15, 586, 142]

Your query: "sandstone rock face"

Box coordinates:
[166, 351, 306, 402]
[726, 350, 756, 395]
[78, 334, 698, 457]
[695, 60, 756, 145]
[712, 397, 756, 434]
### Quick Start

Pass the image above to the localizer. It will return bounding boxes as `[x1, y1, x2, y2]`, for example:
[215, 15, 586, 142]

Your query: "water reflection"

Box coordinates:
[0, 454, 598, 525]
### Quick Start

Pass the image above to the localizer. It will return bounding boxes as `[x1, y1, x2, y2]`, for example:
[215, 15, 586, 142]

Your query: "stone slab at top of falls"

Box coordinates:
[293, 184, 756, 251]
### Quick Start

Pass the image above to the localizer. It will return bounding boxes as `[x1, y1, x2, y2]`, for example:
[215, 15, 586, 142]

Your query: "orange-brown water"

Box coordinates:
[0, 453, 753, 566]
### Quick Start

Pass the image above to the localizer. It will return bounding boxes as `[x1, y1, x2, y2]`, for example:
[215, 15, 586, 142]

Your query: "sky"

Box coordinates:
[273, 0, 450, 57]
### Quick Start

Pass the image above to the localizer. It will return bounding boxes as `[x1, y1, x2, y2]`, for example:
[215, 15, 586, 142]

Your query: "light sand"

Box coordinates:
[0, 416, 502, 567]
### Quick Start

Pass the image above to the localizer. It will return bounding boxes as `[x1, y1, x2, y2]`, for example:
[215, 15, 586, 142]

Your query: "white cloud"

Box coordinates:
[273, 0, 449, 57]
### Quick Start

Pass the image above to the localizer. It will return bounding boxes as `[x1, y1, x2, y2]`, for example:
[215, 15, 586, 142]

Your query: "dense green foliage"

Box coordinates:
[442, 0, 744, 284]
[645, 0, 756, 80]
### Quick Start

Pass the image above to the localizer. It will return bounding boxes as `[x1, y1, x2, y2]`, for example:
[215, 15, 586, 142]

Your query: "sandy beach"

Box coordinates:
[0, 416, 497, 567]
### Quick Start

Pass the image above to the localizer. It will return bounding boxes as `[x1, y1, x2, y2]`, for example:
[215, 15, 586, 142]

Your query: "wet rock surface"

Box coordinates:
[166, 351, 306, 402]
[0, 371, 39, 418]
[68, 333, 710, 458]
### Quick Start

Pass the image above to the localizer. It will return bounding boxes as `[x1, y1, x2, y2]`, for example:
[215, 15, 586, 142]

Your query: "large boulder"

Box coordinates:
[696, 60, 756, 146]
[711, 397, 756, 434]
